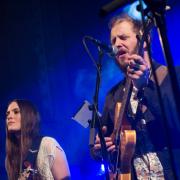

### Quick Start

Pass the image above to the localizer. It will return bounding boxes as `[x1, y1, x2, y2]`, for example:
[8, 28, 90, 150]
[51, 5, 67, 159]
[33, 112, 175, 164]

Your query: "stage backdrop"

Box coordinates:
[0, 0, 180, 179]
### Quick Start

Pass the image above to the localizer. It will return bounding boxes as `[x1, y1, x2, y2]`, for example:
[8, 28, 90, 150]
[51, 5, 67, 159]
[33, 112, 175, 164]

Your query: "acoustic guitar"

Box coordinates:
[110, 78, 136, 180]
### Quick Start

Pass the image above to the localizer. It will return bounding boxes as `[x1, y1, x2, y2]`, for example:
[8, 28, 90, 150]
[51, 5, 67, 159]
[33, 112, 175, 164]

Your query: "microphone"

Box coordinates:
[85, 36, 118, 57]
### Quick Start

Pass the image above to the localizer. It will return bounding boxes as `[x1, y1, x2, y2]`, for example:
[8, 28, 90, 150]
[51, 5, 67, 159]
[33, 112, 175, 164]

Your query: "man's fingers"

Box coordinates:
[94, 141, 114, 150]
[94, 126, 115, 151]
[128, 68, 143, 76]
[129, 54, 146, 64]
[106, 141, 113, 148]
[107, 145, 116, 152]
[94, 144, 101, 150]
[95, 136, 112, 143]
[94, 137, 114, 149]
[102, 126, 107, 134]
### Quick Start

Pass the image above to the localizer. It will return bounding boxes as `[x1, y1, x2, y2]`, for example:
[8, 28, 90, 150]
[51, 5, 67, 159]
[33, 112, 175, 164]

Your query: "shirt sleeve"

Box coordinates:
[37, 136, 67, 179]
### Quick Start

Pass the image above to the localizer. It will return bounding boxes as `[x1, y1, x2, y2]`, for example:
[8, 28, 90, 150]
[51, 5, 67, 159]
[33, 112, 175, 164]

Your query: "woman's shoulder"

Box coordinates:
[41, 136, 57, 143]
[40, 136, 63, 152]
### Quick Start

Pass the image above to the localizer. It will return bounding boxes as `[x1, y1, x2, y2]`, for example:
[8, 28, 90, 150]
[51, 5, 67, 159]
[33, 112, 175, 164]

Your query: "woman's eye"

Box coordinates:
[14, 109, 20, 114]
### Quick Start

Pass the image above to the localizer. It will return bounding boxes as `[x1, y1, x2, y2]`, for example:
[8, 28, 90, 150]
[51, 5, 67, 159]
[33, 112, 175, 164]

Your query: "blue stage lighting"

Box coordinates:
[124, 1, 147, 20]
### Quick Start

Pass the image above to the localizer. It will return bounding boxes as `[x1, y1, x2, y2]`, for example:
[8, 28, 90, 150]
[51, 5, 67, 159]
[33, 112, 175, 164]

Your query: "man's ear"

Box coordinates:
[136, 30, 151, 52]
[143, 34, 151, 50]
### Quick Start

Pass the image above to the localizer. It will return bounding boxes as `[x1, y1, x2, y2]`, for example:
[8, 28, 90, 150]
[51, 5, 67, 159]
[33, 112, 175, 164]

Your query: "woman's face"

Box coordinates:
[6, 101, 21, 132]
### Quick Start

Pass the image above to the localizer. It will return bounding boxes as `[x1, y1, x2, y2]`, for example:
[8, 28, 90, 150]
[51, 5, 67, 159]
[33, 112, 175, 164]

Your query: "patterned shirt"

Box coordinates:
[130, 86, 164, 179]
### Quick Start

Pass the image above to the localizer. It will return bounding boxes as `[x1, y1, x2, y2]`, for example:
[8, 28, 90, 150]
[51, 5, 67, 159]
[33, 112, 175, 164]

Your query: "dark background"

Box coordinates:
[0, 0, 180, 179]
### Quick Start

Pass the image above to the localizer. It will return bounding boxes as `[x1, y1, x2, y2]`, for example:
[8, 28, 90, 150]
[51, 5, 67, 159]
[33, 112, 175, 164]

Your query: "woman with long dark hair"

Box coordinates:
[5, 99, 70, 180]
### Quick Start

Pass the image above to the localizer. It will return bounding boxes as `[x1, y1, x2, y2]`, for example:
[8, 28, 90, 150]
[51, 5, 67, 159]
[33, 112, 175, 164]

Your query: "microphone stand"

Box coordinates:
[143, 2, 180, 179]
[89, 47, 110, 180]
[144, 0, 180, 117]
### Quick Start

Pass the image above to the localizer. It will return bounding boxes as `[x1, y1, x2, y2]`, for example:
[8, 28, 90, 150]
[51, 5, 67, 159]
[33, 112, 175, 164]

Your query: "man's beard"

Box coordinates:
[116, 44, 139, 73]
[116, 60, 128, 73]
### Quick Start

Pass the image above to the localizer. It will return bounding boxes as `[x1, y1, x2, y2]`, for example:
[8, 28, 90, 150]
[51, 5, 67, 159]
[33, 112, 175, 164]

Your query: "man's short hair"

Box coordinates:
[109, 13, 152, 48]
[109, 13, 143, 36]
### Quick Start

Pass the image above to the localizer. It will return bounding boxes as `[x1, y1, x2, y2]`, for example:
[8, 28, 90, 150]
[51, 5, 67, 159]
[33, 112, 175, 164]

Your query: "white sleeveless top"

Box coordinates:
[36, 136, 67, 179]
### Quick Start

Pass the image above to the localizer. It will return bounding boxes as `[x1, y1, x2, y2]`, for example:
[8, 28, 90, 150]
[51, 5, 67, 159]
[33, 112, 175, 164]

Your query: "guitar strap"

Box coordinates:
[151, 65, 168, 86]
[131, 64, 168, 130]
[133, 65, 169, 177]
[21, 136, 43, 179]
[141, 65, 168, 114]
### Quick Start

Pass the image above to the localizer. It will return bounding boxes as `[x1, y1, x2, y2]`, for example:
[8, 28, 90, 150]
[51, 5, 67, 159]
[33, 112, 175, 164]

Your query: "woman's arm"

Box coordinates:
[51, 147, 71, 180]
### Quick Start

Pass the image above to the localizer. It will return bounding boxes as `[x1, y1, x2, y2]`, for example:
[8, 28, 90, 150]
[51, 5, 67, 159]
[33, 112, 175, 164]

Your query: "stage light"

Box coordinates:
[123, 0, 147, 20]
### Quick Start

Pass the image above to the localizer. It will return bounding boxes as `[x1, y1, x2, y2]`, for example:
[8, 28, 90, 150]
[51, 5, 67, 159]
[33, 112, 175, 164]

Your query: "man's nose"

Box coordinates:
[114, 37, 123, 47]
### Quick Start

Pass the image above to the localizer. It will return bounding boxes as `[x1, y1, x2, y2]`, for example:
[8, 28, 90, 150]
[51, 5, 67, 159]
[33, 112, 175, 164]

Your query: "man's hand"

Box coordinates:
[94, 126, 116, 152]
[127, 54, 150, 89]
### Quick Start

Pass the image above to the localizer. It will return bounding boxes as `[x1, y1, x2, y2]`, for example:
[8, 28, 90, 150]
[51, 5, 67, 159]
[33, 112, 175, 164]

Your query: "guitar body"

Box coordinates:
[120, 129, 136, 180]
[110, 129, 136, 180]
[111, 102, 136, 180]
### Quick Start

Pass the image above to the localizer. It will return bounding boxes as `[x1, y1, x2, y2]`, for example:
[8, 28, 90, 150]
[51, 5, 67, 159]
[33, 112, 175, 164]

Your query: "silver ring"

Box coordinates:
[131, 69, 136, 74]
[134, 63, 140, 70]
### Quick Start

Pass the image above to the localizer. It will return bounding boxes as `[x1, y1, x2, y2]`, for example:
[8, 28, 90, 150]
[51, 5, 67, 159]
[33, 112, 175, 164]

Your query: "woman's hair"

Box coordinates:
[5, 99, 40, 180]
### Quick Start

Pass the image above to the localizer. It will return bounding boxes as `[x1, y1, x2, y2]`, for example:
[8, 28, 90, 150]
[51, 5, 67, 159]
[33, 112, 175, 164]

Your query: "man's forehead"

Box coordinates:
[112, 20, 134, 29]
[110, 21, 135, 35]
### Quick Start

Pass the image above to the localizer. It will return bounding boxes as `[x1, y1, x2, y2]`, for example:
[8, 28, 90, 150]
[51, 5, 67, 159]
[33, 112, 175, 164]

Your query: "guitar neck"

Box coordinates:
[115, 78, 133, 135]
